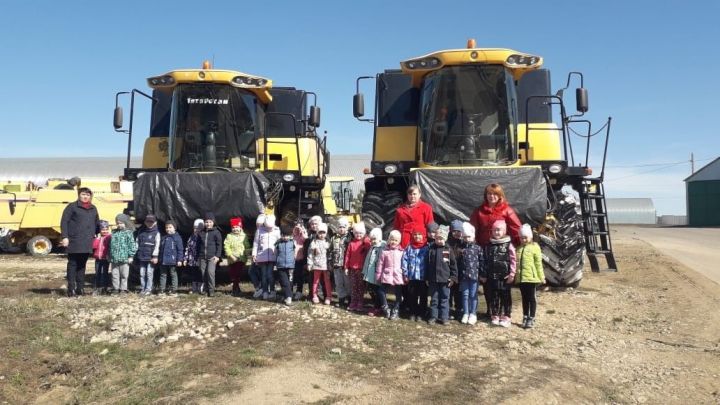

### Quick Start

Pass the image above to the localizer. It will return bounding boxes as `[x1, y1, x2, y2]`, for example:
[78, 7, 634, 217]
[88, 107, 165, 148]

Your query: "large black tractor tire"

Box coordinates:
[26, 235, 53, 257]
[0, 231, 22, 254]
[538, 190, 585, 288]
[361, 190, 403, 238]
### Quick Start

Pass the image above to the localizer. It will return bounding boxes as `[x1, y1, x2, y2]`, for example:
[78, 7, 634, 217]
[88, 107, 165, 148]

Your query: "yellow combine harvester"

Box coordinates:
[353, 40, 616, 286]
[0, 179, 132, 255]
[114, 61, 337, 233]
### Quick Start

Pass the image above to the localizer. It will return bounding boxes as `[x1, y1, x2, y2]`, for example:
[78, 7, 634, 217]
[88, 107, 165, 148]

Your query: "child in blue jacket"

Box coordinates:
[158, 220, 184, 295]
[275, 225, 296, 305]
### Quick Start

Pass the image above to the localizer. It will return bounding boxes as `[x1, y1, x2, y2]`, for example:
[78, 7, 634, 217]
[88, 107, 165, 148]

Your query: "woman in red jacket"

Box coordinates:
[470, 183, 522, 318]
[470, 183, 522, 247]
[393, 185, 435, 248]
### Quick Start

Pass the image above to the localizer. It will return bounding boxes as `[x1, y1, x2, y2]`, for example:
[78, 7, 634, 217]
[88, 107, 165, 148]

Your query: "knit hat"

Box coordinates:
[264, 214, 276, 228]
[337, 217, 349, 228]
[492, 220, 507, 232]
[230, 217, 243, 228]
[193, 219, 204, 229]
[435, 225, 450, 241]
[520, 223, 533, 239]
[450, 220, 464, 233]
[426, 222, 439, 234]
[352, 221, 366, 235]
[204, 212, 216, 221]
[256, 214, 266, 225]
[115, 214, 134, 230]
[462, 222, 475, 238]
[144, 214, 157, 223]
[388, 230, 401, 243]
[309, 215, 323, 225]
[98, 220, 110, 230]
[369, 228, 382, 241]
[165, 220, 176, 228]
[317, 223, 328, 233]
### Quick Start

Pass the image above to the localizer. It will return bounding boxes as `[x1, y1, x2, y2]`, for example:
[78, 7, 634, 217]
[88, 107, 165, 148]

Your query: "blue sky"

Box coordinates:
[1, 0, 718, 214]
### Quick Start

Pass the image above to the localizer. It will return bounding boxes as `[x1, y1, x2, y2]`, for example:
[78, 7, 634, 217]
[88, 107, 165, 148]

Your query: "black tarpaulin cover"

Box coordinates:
[411, 167, 547, 226]
[133, 172, 269, 235]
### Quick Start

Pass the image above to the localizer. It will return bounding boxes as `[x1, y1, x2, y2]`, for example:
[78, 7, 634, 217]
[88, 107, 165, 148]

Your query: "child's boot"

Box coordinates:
[390, 308, 399, 320]
[526, 317, 535, 328]
[382, 305, 391, 319]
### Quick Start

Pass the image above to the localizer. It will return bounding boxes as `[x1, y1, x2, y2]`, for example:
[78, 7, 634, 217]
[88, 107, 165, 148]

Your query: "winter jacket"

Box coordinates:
[198, 227, 223, 260]
[60, 201, 99, 254]
[484, 236, 517, 281]
[307, 239, 329, 270]
[135, 225, 160, 262]
[448, 237, 464, 279]
[109, 229, 136, 264]
[375, 244, 405, 285]
[344, 236, 371, 271]
[362, 241, 386, 285]
[301, 232, 316, 267]
[515, 242, 544, 284]
[425, 242, 458, 284]
[252, 226, 281, 263]
[224, 231, 250, 265]
[159, 233, 184, 266]
[401, 244, 428, 281]
[469, 201, 522, 246]
[293, 226, 308, 260]
[459, 241, 483, 281]
[328, 232, 350, 269]
[184, 233, 201, 266]
[275, 238, 296, 269]
[93, 234, 111, 260]
[393, 200, 434, 248]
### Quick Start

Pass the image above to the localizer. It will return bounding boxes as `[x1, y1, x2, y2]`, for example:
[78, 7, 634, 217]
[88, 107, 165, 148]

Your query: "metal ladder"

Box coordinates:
[579, 178, 617, 272]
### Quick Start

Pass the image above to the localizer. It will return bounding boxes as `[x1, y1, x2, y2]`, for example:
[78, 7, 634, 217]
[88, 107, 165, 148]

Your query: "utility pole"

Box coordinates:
[691, 153, 695, 174]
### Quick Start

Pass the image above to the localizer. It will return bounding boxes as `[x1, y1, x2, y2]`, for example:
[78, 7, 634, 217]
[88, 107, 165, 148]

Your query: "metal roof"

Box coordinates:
[606, 198, 657, 225]
[0, 155, 372, 196]
[684, 157, 720, 182]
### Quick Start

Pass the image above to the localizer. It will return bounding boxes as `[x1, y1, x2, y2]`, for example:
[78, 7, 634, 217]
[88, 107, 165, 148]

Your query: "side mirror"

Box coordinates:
[114, 106, 124, 129]
[309, 106, 321, 127]
[353, 93, 365, 118]
[9, 201, 15, 216]
[576, 88, 589, 113]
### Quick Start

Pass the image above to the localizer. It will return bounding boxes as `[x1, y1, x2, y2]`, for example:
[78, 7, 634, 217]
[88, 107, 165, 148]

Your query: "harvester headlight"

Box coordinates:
[282, 173, 295, 182]
[548, 164, 562, 174]
[404, 58, 441, 70]
[506, 54, 541, 67]
[149, 76, 175, 86]
[384, 164, 398, 174]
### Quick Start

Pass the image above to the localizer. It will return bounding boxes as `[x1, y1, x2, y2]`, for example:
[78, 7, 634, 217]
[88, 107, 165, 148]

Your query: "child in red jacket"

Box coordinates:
[344, 222, 371, 312]
[92, 221, 112, 295]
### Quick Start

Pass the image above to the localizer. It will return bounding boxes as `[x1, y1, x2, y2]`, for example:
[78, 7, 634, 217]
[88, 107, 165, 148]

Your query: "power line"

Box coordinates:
[605, 157, 713, 169]
[608, 161, 689, 181]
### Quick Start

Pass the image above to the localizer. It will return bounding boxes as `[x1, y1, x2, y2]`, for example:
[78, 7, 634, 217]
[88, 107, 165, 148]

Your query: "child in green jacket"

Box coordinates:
[110, 214, 137, 294]
[515, 224, 545, 328]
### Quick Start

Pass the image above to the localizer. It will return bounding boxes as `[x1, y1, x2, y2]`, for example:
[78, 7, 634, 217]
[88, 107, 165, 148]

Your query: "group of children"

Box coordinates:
[89, 210, 545, 329]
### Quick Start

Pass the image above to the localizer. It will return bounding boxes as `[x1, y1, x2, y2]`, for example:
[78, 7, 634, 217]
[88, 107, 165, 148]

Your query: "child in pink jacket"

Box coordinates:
[375, 230, 405, 320]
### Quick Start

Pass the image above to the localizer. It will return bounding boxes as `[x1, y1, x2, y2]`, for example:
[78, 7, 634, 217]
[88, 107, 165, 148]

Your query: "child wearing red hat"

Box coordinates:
[224, 217, 250, 296]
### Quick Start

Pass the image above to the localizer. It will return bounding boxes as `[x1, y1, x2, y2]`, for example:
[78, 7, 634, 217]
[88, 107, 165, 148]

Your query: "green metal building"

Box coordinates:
[684, 157, 720, 226]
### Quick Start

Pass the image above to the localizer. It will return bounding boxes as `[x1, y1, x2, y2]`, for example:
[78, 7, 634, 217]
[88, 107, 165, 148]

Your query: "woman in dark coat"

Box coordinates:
[60, 187, 99, 297]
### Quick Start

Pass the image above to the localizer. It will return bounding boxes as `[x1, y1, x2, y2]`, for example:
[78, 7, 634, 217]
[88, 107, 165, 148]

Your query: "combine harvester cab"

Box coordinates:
[114, 61, 332, 236]
[353, 40, 616, 287]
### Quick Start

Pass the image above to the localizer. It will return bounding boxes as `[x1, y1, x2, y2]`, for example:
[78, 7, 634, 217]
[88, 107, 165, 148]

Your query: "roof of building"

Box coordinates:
[0, 155, 372, 195]
[684, 157, 720, 182]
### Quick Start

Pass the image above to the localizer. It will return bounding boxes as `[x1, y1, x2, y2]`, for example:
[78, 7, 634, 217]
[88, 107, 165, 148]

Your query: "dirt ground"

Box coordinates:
[0, 228, 719, 404]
